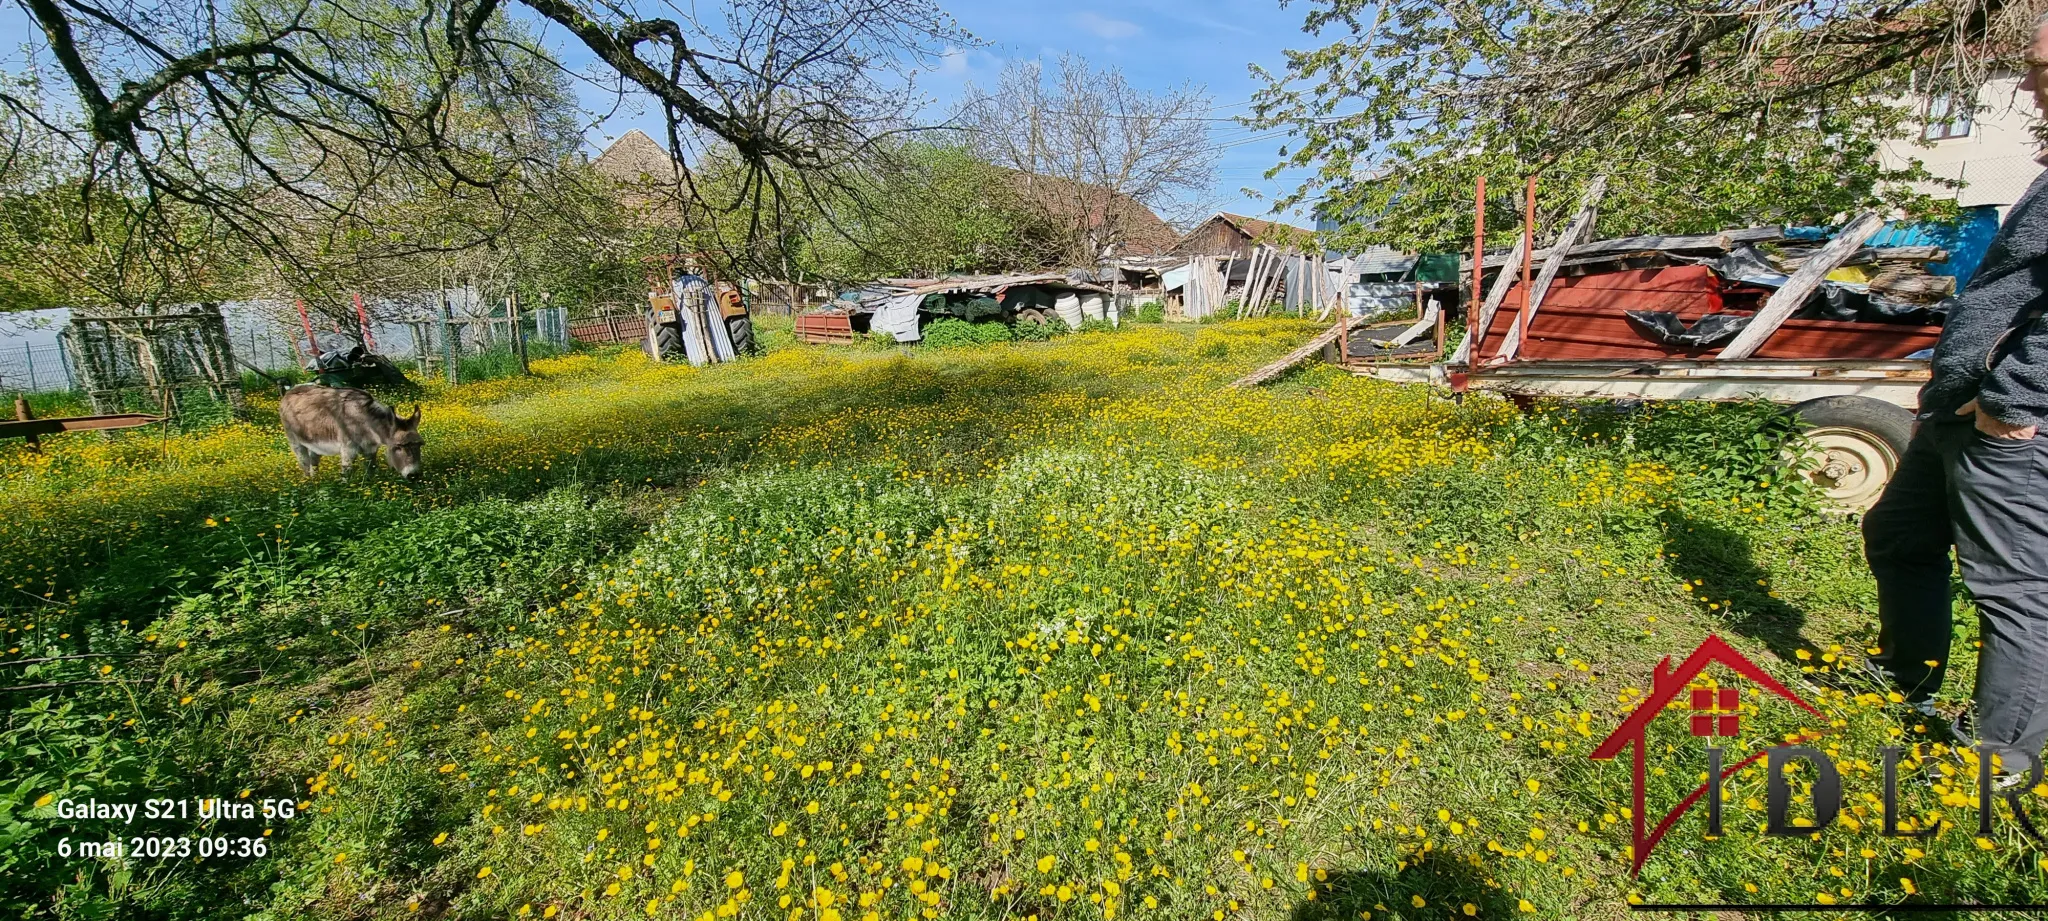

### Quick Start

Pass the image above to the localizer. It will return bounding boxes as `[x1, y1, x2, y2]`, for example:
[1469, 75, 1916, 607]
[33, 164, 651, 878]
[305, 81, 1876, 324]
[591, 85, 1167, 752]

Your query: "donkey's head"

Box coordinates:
[387, 405, 424, 479]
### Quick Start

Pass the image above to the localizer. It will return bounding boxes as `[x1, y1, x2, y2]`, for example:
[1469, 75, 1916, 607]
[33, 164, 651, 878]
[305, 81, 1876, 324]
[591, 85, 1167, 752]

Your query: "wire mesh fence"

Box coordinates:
[1, 305, 575, 407]
[0, 342, 79, 395]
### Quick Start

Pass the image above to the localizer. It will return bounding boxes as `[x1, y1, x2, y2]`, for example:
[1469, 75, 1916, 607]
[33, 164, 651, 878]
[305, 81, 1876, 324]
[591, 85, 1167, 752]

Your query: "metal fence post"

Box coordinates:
[23, 345, 35, 391]
[439, 292, 459, 384]
[509, 291, 530, 375]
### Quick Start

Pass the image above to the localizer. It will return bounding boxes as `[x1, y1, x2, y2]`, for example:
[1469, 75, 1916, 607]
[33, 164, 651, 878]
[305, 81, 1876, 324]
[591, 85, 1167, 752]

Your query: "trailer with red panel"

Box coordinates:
[1342, 200, 1952, 510]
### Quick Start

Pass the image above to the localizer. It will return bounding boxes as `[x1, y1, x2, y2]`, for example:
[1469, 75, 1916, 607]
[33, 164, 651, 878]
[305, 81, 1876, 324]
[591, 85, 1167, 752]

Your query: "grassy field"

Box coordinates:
[0, 319, 2036, 920]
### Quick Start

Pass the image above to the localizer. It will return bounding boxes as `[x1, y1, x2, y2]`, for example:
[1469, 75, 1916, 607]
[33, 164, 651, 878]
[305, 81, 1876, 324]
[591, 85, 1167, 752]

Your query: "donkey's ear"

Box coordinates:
[406, 405, 422, 426]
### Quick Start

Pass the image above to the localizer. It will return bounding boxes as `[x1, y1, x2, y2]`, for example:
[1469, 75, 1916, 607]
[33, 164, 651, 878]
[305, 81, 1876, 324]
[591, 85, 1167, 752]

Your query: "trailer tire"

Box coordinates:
[1786, 396, 1913, 511]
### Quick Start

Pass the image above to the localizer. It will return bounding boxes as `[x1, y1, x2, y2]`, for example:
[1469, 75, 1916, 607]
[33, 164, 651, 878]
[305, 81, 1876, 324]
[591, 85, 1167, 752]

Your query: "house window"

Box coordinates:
[1923, 91, 1973, 140]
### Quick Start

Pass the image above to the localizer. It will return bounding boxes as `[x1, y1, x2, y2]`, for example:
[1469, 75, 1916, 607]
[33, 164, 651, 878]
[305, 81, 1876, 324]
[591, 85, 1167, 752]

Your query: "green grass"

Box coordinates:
[0, 321, 2030, 920]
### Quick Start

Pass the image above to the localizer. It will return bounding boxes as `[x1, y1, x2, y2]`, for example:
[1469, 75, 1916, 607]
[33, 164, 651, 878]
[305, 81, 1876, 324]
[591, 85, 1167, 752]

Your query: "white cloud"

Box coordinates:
[1072, 12, 1141, 40]
[936, 46, 971, 76]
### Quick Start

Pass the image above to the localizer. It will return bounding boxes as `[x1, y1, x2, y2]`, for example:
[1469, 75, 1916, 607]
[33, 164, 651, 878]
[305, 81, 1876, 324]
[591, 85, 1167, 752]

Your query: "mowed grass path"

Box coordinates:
[1, 321, 2032, 920]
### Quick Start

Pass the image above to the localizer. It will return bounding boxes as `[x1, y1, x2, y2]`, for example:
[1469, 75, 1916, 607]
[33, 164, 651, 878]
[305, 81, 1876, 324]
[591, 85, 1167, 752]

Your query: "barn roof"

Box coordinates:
[592, 130, 683, 185]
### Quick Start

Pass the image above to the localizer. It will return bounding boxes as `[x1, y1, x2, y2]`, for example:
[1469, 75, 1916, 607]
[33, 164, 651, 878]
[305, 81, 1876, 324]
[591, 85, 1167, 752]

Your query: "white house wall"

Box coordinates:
[1880, 73, 2044, 214]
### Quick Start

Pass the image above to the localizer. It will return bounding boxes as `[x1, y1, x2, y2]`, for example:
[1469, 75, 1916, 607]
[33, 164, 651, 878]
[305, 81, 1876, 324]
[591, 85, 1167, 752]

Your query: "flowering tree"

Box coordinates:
[1246, 0, 2021, 250]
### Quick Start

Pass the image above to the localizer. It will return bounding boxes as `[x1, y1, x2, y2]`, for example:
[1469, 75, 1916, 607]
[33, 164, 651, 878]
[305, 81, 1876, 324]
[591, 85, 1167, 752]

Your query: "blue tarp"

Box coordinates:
[1865, 206, 1999, 291]
[1784, 205, 2000, 292]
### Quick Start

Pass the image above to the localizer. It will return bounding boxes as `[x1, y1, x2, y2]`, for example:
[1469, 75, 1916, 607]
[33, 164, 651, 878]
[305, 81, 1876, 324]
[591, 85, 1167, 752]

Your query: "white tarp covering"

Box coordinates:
[1161, 264, 1190, 292]
[873, 293, 924, 342]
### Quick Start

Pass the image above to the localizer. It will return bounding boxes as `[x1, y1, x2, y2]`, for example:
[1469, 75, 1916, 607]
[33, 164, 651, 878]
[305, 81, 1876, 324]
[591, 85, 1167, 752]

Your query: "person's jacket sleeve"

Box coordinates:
[1973, 200, 2048, 429]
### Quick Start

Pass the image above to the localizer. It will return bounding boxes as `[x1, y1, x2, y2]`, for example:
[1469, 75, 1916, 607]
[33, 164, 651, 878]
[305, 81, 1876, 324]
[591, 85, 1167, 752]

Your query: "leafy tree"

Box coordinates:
[798, 143, 1060, 281]
[0, 80, 245, 315]
[5, 0, 964, 287]
[1247, 0, 2014, 251]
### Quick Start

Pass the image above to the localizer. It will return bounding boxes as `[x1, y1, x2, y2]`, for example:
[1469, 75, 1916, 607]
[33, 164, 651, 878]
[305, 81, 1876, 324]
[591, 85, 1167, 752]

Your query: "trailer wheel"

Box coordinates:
[1786, 396, 1913, 511]
[1015, 307, 1049, 325]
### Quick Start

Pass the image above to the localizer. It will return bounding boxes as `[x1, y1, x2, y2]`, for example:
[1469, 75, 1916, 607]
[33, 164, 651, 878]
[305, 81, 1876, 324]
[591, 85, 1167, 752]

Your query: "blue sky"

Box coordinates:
[937, 0, 1324, 227]
[544, 0, 1327, 229]
[0, 0, 1326, 230]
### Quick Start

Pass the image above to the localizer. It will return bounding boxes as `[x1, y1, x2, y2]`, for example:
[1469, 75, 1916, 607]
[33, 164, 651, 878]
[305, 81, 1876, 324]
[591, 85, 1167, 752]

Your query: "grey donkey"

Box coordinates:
[279, 385, 424, 479]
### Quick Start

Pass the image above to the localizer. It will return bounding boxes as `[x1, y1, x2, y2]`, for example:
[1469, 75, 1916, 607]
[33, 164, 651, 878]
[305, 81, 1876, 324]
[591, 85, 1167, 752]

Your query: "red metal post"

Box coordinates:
[1510, 175, 1536, 363]
[1470, 176, 1487, 358]
[296, 299, 319, 357]
[352, 292, 377, 353]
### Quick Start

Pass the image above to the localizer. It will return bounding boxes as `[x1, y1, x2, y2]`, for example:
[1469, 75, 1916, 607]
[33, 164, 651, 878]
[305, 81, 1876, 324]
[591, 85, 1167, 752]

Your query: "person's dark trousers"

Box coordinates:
[1863, 416, 2048, 756]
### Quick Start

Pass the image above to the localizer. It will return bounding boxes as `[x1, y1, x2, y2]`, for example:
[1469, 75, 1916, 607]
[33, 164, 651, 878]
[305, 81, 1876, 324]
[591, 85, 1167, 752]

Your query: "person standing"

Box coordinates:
[1863, 13, 2048, 760]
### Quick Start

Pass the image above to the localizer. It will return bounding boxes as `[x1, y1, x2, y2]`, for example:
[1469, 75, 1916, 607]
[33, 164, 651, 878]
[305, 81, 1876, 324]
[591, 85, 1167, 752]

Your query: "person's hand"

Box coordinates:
[1957, 399, 2040, 440]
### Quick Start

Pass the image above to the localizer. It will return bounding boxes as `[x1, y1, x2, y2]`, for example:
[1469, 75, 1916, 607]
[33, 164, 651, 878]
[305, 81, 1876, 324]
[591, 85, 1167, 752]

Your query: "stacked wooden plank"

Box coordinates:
[1477, 227, 1785, 274]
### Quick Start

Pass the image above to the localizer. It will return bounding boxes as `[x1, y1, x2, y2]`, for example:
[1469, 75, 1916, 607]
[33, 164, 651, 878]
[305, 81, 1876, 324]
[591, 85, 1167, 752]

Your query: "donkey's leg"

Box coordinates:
[292, 444, 322, 477]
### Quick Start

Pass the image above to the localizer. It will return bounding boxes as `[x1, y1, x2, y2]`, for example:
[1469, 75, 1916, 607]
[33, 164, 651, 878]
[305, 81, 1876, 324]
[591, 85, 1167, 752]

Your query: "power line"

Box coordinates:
[1027, 107, 1248, 123]
[1213, 130, 1296, 150]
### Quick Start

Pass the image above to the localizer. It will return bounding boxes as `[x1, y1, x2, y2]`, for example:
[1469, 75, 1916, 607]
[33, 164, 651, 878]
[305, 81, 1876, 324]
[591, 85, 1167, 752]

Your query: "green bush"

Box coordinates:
[14, 389, 92, 418]
[864, 330, 898, 349]
[451, 340, 569, 383]
[919, 318, 1012, 349]
[240, 366, 304, 394]
[1076, 318, 1114, 334]
[1135, 302, 1165, 324]
[1012, 316, 1069, 342]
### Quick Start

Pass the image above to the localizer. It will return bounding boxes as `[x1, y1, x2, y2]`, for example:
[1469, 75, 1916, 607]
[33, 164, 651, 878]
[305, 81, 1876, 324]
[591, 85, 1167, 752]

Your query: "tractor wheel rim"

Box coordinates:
[1799, 426, 1899, 511]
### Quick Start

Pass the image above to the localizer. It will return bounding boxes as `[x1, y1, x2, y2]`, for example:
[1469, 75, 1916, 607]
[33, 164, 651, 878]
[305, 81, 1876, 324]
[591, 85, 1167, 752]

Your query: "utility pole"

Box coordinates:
[1470, 176, 1487, 358]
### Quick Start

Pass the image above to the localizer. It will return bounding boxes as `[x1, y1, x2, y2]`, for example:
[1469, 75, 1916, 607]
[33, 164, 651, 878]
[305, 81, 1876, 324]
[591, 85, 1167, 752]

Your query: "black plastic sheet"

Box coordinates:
[1709, 245, 1789, 287]
[1622, 310, 1752, 348]
[1795, 286, 1951, 325]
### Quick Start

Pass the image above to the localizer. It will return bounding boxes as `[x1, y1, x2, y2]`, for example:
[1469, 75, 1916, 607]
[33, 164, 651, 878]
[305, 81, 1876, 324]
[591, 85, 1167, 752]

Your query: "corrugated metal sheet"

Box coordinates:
[794, 313, 856, 344]
[1348, 249, 1415, 278]
[1481, 265, 1941, 361]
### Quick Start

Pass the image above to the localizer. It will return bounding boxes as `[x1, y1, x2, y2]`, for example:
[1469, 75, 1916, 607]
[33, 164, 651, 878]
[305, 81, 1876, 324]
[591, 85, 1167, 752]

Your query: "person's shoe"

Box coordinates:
[1856, 656, 1893, 685]
[1949, 709, 1974, 744]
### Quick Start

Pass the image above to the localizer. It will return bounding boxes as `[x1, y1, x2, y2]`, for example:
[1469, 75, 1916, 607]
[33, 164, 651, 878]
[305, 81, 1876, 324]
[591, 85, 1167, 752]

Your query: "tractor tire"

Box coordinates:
[726, 315, 757, 356]
[1016, 307, 1048, 325]
[648, 323, 682, 361]
[1786, 396, 1914, 511]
